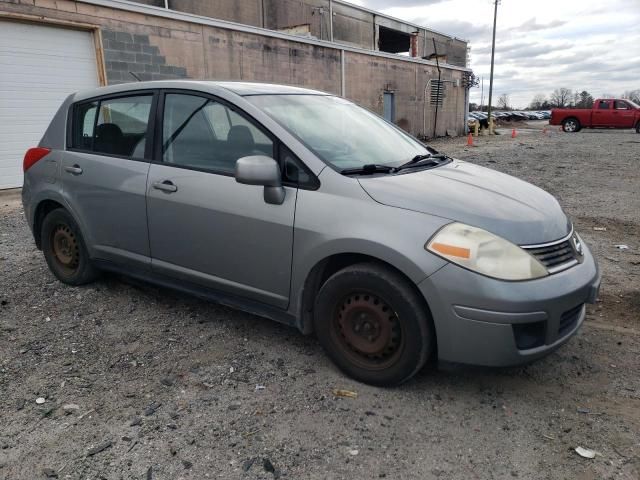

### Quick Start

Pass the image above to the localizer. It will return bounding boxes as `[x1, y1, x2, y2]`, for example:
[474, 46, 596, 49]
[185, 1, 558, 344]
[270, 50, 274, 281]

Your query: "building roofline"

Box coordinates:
[71, 80, 332, 102]
[78, 0, 471, 72]
[332, 0, 469, 44]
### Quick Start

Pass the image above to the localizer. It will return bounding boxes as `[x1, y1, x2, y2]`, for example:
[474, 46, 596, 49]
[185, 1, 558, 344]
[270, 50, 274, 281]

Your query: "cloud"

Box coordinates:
[361, 0, 445, 9]
[514, 18, 567, 32]
[498, 42, 575, 60]
[409, 18, 492, 41]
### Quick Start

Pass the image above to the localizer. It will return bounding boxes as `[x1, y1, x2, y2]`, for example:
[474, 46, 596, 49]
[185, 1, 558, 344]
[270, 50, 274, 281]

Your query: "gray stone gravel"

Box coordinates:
[0, 124, 638, 479]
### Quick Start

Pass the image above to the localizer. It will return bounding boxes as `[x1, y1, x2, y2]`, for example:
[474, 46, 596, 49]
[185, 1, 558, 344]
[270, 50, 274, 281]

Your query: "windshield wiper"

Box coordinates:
[395, 153, 450, 171]
[340, 164, 395, 175]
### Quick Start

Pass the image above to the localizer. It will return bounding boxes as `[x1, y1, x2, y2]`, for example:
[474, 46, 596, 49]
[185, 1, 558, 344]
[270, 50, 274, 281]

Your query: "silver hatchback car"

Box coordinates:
[22, 81, 600, 386]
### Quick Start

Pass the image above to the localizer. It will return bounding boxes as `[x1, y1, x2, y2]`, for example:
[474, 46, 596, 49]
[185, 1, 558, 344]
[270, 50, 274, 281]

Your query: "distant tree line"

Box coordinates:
[528, 88, 640, 109]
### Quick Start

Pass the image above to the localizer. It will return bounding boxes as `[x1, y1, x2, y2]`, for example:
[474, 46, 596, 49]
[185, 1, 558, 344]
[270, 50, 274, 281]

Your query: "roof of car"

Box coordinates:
[215, 81, 329, 96]
[72, 80, 330, 102]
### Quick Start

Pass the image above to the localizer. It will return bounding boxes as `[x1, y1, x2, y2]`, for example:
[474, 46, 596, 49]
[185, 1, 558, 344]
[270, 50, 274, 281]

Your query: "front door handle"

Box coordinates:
[152, 180, 178, 193]
[64, 165, 83, 175]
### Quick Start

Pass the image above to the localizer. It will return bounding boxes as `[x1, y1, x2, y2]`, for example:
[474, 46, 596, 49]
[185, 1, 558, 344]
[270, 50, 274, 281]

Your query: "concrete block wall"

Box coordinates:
[0, 0, 466, 137]
[102, 30, 188, 83]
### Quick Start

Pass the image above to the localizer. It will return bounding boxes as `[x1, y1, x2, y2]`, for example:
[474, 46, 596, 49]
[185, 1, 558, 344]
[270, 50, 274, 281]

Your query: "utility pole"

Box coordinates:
[486, 0, 499, 132]
[480, 76, 484, 110]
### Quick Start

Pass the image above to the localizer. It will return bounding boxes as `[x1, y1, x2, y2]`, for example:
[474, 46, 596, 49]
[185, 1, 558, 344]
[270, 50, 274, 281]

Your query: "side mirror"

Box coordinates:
[235, 155, 285, 205]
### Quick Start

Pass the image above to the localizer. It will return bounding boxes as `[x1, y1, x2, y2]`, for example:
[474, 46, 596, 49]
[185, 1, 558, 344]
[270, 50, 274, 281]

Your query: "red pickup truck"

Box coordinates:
[550, 99, 640, 133]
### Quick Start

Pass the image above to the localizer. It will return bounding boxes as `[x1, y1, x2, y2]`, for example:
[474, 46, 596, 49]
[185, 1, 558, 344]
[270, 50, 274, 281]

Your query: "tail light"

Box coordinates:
[23, 147, 51, 172]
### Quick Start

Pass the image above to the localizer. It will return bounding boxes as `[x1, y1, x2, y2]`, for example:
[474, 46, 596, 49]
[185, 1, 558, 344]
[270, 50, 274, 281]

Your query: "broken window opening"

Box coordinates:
[378, 26, 411, 55]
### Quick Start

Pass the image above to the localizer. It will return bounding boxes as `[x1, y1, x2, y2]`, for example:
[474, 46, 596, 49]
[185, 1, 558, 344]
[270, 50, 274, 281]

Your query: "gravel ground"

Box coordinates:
[0, 123, 638, 479]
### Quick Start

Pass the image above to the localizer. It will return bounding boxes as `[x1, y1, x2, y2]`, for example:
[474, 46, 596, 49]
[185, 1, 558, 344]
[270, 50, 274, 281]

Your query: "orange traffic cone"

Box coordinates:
[467, 133, 474, 146]
[511, 128, 517, 138]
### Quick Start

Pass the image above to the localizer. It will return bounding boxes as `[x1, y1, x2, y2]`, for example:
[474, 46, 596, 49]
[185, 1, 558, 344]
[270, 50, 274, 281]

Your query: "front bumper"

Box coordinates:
[418, 244, 600, 367]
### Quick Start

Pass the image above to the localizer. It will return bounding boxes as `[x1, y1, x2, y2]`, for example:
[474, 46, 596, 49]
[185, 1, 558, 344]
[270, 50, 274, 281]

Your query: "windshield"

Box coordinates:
[626, 99, 640, 109]
[247, 95, 431, 170]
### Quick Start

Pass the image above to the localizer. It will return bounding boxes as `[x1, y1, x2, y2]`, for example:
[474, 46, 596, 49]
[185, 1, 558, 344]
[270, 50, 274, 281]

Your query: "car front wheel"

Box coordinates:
[41, 208, 98, 285]
[313, 263, 434, 386]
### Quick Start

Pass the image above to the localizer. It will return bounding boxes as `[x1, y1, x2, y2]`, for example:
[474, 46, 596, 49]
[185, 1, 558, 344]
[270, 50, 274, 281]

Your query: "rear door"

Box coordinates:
[613, 100, 636, 128]
[146, 91, 296, 308]
[63, 92, 156, 269]
[592, 99, 614, 127]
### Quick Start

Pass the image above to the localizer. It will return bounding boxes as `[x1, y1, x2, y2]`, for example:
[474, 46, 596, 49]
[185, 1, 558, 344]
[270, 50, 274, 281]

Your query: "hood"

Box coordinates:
[358, 160, 571, 245]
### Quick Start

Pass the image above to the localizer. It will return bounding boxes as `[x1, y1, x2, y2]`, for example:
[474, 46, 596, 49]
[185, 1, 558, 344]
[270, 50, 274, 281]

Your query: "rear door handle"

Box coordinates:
[64, 165, 83, 175]
[152, 180, 178, 193]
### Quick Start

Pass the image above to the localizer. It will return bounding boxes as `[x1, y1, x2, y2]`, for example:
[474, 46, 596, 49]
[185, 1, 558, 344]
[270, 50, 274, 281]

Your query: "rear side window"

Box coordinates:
[72, 101, 98, 150]
[597, 100, 610, 110]
[71, 94, 153, 159]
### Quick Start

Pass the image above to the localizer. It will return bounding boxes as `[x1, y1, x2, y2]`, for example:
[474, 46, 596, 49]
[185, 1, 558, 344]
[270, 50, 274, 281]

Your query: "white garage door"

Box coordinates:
[0, 20, 100, 189]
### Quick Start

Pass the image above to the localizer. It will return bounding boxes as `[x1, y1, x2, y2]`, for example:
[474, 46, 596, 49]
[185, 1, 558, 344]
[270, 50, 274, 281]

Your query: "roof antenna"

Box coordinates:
[129, 71, 142, 81]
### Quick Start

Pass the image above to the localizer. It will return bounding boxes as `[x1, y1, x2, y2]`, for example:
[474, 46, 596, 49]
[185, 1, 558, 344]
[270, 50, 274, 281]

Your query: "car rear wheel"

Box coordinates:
[562, 118, 580, 132]
[636, 122, 640, 134]
[313, 263, 434, 386]
[41, 208, 98, 285]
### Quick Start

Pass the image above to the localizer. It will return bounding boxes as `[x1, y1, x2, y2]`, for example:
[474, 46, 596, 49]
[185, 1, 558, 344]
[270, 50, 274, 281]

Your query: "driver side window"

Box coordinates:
[162, 93, 274, 174]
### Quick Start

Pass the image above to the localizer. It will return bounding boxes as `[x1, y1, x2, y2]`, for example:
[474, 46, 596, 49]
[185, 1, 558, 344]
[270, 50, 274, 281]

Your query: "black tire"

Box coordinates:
[562, 117, 580, 133]
[636, 122, 640, 134]
[313, 263, 434, 386]
[41, 208, 98, 286]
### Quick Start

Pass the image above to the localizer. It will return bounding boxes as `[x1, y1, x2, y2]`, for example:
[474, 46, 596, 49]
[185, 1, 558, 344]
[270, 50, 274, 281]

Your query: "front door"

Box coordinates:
[383, 92, 395, 123]
[592, 99, 614, 127]
[146, 92, 296, 308]
[62, 93, 154, 269]
[613, 100, 636, 128]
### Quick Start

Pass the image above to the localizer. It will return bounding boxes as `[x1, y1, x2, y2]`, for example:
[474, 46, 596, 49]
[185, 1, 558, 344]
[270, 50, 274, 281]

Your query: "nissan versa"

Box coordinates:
[22, 81, 601, 386]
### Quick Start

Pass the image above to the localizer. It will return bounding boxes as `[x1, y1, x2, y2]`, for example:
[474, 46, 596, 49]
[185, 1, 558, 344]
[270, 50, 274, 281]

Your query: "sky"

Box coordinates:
[349, 0, 640, 108]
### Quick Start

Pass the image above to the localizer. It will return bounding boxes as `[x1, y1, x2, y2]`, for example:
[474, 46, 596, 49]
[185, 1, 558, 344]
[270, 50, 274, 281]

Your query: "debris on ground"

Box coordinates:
[574, 446, 597, 459]
[242, 458, 255, 472]
[144, 402, 162, 416]
[62, 404, 80, 414]
[332, 389, 358, 399]
[593, 226, 607, 231]
[86, 441, 113, 457]
[614, 244, 629, 250]
[35, 397, 45, 404]
[263, 458, 276, 474]
[42, 468, 58, 478]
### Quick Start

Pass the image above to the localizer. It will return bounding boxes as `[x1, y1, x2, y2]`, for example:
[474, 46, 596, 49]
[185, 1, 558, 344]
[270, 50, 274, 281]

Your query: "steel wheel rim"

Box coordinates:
[331, 292, 404, 370]
[51, 224, 80, 273]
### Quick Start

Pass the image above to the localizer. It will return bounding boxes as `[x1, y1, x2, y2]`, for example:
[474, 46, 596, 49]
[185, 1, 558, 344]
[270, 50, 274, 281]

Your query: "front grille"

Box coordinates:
[559, 304, 583, 336]
[523, 238, 579, 273]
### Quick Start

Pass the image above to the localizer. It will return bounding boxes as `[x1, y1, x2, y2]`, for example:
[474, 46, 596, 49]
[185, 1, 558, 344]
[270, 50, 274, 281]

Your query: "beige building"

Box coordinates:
[0, 0, 472, 189]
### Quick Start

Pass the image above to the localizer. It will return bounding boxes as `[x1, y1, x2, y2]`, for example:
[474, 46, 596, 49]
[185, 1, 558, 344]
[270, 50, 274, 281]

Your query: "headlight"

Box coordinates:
[426, 223, 548, 281]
